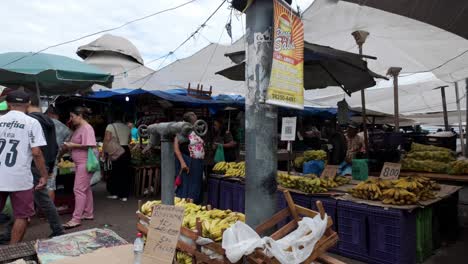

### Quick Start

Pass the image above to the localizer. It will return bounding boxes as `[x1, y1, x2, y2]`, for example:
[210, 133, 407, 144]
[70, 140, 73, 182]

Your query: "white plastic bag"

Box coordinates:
[222, 215, 328, 264]
[222, 221, 266, 262]
[264, 215, 328, 264]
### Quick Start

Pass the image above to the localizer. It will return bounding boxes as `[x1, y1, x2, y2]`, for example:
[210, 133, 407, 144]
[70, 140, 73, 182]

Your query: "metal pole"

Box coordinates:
[465, 79, 468, 155]
[245, 0, 278, 227]
[455, 82, 466, 156]
[161, 137, 175, 205]
[440, 86, 449, 131]
[352, 31, 369, 154]
[387, 67, 402, 132]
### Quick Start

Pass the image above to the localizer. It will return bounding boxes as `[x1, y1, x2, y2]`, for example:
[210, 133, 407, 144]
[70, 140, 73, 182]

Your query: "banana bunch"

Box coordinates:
[214, 162, 246, 177]
[393, 177, 427, 192]
[201, 212, 244, 242]
[335, 176, 352, 186]
[212, 162, 231, 173]
[303, 150, 327, 161]
[176, 251, 193, 264]
[294, 156, 305, 168]
[140, 200, 162, 217]
[277, 171, 301, 189]
[350, 179, 383, 200]
[297, 177, 326, 194]
[224, 167, 245, 178]
[320, 178, 338, 188]
[417, 189, 437, 201]
[429, 180, 441, 191]
[57, 159, 75, 169]
[381, 188, 418, 205]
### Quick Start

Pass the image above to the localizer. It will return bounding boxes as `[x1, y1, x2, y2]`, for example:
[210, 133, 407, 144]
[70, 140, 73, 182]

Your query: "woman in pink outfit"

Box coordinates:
[62, 107, 96, 229]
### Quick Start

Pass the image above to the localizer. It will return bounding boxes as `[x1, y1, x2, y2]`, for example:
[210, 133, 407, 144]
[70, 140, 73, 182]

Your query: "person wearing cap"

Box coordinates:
[0, 90, 49, 244]
[345, 123, 364, 163]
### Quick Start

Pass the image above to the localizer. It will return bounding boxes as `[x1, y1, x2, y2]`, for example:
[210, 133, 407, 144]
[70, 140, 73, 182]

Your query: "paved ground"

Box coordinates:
[2, 183, 468, 263]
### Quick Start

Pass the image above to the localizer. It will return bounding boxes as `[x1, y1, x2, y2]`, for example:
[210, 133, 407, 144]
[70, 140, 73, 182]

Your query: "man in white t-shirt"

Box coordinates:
[0, 90, 48, 244]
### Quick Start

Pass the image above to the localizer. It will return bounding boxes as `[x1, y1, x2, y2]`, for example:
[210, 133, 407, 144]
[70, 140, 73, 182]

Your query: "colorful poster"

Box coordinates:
[266, 0, 304, 109]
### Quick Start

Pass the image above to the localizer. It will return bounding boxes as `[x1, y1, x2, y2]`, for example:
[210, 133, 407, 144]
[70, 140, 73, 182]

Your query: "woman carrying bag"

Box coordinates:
[103, 117, 131, 202]
[62, 107, 97, 229]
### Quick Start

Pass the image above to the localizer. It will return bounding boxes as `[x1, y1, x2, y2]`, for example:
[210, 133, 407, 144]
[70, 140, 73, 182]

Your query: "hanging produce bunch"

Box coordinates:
[349, 176, 441, 205]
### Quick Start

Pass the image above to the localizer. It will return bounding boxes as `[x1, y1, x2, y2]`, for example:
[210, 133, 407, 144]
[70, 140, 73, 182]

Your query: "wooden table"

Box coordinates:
[400, 171, 468, 183]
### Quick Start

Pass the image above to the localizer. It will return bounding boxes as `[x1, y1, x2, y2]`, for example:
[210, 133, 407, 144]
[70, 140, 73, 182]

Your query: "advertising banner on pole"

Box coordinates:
[266, 0, 304, 109]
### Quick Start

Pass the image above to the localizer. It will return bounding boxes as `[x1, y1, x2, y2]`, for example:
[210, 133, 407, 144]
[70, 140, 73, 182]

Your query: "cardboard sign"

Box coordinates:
[379, 162, 402, 180]
[142, 204, 185, 264]
[281, 117, 297, 141]
[321, 165, 339, 179]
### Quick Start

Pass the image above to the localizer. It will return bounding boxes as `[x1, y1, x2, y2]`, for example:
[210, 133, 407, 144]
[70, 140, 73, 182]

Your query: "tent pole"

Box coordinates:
[455, 81, 466, 156]
[440, 86, 449, 131]
[352, 30, 370, 154]
[35, 79, 41, 105]
[387, 67, 402, 132]
[465, 79, 468, 155]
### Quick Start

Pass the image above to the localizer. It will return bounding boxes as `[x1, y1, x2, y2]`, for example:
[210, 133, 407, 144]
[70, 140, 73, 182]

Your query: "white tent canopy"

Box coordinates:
[303, 0, 468, 83]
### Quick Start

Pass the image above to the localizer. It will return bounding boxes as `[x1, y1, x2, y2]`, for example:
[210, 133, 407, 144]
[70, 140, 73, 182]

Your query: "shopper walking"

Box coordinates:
[174, 112, 205, 204]
[0, 90, 49, 244]
[104, 115, 131, 201]
[62, 107, 96, 229]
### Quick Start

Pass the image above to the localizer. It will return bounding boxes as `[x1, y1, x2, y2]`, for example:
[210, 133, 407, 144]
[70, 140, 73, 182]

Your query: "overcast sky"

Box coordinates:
[1, 0, 314, 70]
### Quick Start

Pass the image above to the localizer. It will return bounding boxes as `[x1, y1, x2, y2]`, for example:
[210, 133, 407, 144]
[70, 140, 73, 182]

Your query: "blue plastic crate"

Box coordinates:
[290, 193, 312, 209]
[218, 180, 245, 213]
[336, 200, 369, 262]
[367, 205, 417, 264]
[207, 177, 220, 209]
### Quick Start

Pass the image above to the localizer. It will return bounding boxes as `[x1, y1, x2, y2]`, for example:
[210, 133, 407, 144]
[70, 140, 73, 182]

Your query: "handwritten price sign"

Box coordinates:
[321, 165, 339, 180]
[142, 204, 185, 264]
[379, 162, 401, 180]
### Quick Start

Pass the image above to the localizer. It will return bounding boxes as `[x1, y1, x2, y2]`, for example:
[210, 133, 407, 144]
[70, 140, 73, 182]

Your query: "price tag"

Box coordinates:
[379, 162, 401, 180]
[321, 165, 339, 180]
[142, 204, 185, 264]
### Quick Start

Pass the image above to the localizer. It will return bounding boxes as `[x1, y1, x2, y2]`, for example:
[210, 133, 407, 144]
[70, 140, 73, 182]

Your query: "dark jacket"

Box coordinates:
[28, 112, 58, 173]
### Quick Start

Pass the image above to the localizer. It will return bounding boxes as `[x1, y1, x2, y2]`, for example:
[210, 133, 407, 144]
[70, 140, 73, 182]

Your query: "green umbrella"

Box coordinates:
[0, 52, 113, 95]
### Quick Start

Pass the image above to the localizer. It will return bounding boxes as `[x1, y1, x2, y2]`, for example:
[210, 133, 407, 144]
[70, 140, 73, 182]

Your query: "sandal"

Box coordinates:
[63, 221, 81, 229]
[82, 217, 94, 221]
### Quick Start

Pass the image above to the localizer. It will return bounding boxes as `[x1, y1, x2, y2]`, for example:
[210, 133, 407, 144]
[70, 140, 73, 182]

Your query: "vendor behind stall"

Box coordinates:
[213, 120, 237, 162]
[345, 123, 364, 163]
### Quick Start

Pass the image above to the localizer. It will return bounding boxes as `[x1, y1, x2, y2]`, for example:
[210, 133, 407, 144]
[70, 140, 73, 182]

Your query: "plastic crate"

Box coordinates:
[310, 197, 338, 253]
[290, 193, 312, 209]
[207, 177, 220, 209]
[218, 180, 245, 213]
[416, 207, 433, 263]
[367, 205, 416, 264]
[336, 200, 369, 262]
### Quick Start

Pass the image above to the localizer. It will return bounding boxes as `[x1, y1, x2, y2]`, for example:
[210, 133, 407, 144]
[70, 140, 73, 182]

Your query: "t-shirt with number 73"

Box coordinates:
[0, 110, 46, 191]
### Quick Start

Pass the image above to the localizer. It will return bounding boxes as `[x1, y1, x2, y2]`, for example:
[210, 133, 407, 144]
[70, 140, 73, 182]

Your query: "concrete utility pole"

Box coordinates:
[244, 0, 278, 227]
[387, 67, 402, 132]
[351, 30, 369, 152]
[465, 79, 468, 155]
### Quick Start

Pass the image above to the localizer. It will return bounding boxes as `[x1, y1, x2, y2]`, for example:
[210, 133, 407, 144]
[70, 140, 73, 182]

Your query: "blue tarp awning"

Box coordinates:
[84, 88, 336, 118]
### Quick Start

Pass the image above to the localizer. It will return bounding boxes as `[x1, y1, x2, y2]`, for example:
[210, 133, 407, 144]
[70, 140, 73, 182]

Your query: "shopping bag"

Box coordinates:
[86, 148, 100, 173]
[90, 170, 102, 186]
[303, 160, 325, 175]
[214, 144, 225, 163]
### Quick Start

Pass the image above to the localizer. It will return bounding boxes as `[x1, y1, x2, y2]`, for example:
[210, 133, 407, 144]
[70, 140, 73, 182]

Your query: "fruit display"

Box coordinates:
[334, 176, 352, 186]
[304, 150, 327, 161]
[224, 162, 245, 178]
[176, 251, 192, 264]
[294, 156, 305, 169]
[57, 159, 75, 169]
[277, 171, 303, 189]
[320, 178, 339, 189]
[296, 177, 327, 194]
[410, 143, 452, 153]
[401, 159, 448, 173]
[349, 176, 440, 205]
[447, 160, 468, 175]
[140, 198, 245, 243]
[405, 151, 455, 163]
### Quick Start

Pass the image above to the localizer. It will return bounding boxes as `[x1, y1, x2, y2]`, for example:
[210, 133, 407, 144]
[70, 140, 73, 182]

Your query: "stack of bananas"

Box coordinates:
[224, 162, 245, 178]
[401, 143, 454, 174]
[303, 150, 327, 161]
[213, 162, 245, 178]
[349, 176, 440, 205]
[335, 176, 352, 186]
[349, 179, 385, 200]
[382, 188, 418, 205]
[57, 159, 75, 169]
[448, 160, 468, 175]
[297, 177, 327, 194]
[140, 198, 245, 242]
[294, 156, 305, 169]
[176, 251, 192, 264]
[277, 171, 302, 189]
[320, 178, 339, 188]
